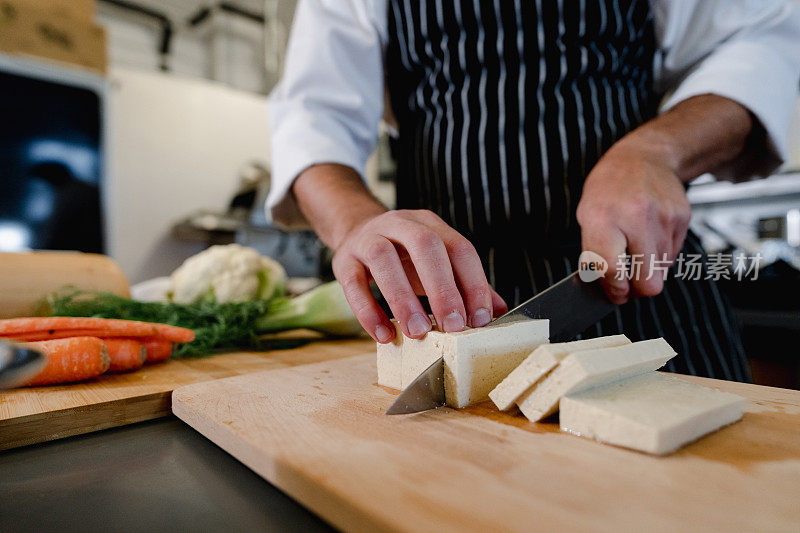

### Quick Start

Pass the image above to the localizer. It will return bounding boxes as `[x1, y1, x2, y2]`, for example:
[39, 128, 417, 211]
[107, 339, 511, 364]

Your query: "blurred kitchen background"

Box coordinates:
[0, 0, 798, 387]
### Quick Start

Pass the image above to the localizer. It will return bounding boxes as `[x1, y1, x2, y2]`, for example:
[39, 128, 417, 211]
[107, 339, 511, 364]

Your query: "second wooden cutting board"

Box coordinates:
[0, 336, 374, 450]
[172, 353, 800, 533]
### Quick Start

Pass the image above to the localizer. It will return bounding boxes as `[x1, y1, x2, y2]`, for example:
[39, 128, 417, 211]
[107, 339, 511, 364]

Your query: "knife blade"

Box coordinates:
[384, 357, 444, 415]
[488, 270, 615, 340]
[386, 271, 615, 415]
[0, 340, 45, 389]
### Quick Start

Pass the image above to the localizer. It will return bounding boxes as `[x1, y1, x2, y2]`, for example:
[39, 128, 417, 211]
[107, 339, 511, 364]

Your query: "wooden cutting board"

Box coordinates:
[173, 353, 800, 533]
[0, 334, 373, 450]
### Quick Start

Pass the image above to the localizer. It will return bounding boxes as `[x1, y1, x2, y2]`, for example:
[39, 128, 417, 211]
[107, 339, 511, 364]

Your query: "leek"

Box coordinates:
[256, 280, 362, 336]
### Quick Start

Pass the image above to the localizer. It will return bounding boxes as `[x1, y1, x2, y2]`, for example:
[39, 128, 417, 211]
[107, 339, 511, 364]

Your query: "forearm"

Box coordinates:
[292, 163, 388, 250]
[615, 94, 754, 183]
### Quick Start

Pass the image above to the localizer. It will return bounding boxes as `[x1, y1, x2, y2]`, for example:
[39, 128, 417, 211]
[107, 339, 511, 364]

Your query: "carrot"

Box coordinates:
[0, 317, 195, 343]
[18, 337, 109, 386]
[6, 329, 134, 342]
[142, 338, 173, 363]
[12, 332, 173, 363]
[6, 329, 190, 343]
[103, 338, 146, 372]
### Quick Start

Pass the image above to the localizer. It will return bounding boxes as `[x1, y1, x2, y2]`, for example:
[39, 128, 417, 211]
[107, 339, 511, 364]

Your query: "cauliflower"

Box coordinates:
[169, 244, 287, 304]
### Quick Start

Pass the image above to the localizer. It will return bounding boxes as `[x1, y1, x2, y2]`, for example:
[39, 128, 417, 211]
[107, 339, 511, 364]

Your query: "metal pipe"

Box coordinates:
[187, 2, 266, 28]
[98, 0, 174, 71]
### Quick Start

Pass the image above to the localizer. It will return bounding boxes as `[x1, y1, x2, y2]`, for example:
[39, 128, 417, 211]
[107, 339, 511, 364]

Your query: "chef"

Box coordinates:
[267, 0, 800, 381]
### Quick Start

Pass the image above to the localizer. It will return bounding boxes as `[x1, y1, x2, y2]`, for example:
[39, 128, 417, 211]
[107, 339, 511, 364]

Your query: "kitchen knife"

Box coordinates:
[0, 340, 45, 389]
[386, 271, 616, 415]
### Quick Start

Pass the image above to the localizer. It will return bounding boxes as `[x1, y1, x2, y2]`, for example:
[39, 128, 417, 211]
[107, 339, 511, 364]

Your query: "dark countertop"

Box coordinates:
[0, 417, 333, 533]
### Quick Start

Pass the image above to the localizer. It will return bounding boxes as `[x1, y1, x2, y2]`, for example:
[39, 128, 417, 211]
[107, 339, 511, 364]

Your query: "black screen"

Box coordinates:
[0, 70, 103, 253]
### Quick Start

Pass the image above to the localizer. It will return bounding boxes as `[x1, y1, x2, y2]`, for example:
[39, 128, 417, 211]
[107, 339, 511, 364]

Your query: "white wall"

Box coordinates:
[105, 66, 271, 282]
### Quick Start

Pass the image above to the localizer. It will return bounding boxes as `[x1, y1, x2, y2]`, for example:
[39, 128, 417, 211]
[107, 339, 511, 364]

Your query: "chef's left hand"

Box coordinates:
[576, 132, 691, 305]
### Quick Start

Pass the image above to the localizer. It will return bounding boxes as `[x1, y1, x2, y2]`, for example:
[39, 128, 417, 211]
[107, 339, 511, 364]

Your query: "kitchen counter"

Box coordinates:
[0, 417, 332, 532]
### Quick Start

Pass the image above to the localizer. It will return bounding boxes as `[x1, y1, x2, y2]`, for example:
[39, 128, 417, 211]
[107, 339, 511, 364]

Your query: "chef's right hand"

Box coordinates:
[332, 209, 507, 343]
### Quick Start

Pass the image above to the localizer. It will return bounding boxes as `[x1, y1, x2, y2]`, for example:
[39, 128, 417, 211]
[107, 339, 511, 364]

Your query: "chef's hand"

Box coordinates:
[576, 94, 755, 305]
[576, 136, 691, 304]
[292, 164, 507, 343]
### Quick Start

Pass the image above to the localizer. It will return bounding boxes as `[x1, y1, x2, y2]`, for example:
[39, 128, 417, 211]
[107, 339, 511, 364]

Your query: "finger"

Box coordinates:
[407, 211, 494, 327]
[671, 224, 689, 263]
[582, 222, 630, 304]
[491, 289, 508, 317]
[357, 235, 432, 339]
[397, 248, 424, 294]
[436, 233, 493, 326]
[626, 233, 668, 298]
[378, 220, 468, 333]
[332, 256, 395, 343]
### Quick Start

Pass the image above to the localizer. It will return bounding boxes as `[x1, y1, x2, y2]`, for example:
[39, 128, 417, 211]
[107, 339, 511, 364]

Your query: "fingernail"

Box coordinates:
[375, 324, 392, 343]
[407, 313, 431, 337]
[471, 308, 491, 327]
[443, 312, 465, 332]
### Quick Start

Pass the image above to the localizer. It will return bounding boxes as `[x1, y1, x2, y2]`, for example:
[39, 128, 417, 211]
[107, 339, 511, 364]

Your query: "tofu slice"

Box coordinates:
[440, 319, 549, 408]
[400, 319, 549, 408]
[560, 373, 746, 455]
[376, 320, 403, 389]
[489, 335, 631, 411]
[516, 338, 676, 422]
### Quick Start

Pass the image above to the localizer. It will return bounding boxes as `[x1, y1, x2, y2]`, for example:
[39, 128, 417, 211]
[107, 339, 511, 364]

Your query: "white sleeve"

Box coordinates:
[266, 0, 387, 229]
[653, 0, 800, 180]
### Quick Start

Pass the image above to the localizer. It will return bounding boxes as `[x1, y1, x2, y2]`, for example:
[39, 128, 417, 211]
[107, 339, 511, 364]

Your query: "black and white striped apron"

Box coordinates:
[385, 0, 751, 381]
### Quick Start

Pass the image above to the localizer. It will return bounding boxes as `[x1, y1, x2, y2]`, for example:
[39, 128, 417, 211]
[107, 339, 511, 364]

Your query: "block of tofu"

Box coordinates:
[489, 335, 631, 411]
[560, 372, 746, 455]
[402, 319, 549, 408]
[516, 338, 676, 422]
[401, 335, 438, 389]
[393, 315, 438, 389]
[376, 320, 403, 390]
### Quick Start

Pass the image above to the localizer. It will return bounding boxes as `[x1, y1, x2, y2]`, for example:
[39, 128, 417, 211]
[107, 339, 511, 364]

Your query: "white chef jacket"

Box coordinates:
[267, 0, 800, 228]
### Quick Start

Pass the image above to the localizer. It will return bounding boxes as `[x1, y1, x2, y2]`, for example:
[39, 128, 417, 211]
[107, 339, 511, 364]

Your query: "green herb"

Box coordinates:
[44, 281, 362, 357]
